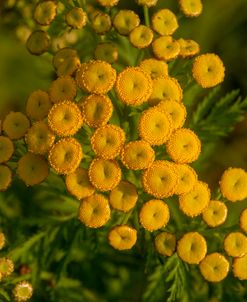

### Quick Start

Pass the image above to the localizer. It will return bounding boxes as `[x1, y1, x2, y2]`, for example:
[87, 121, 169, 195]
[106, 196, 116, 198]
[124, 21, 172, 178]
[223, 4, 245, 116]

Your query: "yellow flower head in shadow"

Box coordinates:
[152, 9, 178, 36]
[0, 165, 12, 192]
[108, 225, 137, 250]
[49, 76, 77, 103]
[152, 36, 180, 61]
[3, 112, 30, 140]
[202, 200, 228, 227]
[26, 90, 52, 121]
[139, 58, 168, 79]
[0, 136, 14, 163]
[224, 232, 247, 258]
[129, 25, 154, 49]
[155, 232, 176, 257]
[233, 254, 247, 280]
[113, 10, 140, 36]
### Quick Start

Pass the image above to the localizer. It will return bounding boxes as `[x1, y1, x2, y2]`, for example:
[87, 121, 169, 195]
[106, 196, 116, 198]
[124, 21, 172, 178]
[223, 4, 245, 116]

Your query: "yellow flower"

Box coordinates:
[166, 128, 201, 164]
[97, 0, 119, 7]
[78, 193, 111, 228]
[13, 281, 33, 302]
[142, 160, 178, 198]
[80, 94, 113, 128]
[136, 0, 158, 7]
[192, 53, 225, 88]
[113, 10, 140, 36]
[34, 0, 57, 26]
[199, 253, 229, 282]
[202, 200, 228, 227]
[0, 232, 6, 250]
[233, 254, 247, 280]
[92, 12, 112, 35]
[179, 181, 210, 217]
[177, 232, 207, 264]
[139, 58, 168, 79]
[179, 0, 203, 17]
[152, 9, 178, 36]
[0, 257, 14, 278]
[0, 165, 12, 192]
[65, 167, 95, 200]
[49, 76, 77, 103]
[108, 225, 137, 250]
[80, 60, 116, 94]
[120, 140, 155, 170]
[224, 232, 247, 257]
[173, 164, 197, 195]
[0, 136, 14, 163]
[109, 180, 138, 212]
[48, 137, 83, 175]
[53, 47, 80, 77]
[88, 158, 121, 191]
[156, 99, 186, 129]
[48, 101, 83, 137]
[115, 67, 153, 106]
[94, 43, 118, 64]
[66, 7, 87, 29]
[154, 232, 176, 257]
[152, 36, 180, 61]
[26, 30, 50, 56]
[26, 90, 52, 121]
[25, 121, 55, 155]
[3, 112, 30, 140]
[139, 199, 170, 232]
[240, 208, 247, 234]
[91, 124, 125, 159]
[178, 38, 200, 58]
[219, 167, 247, 202]
[149, 76, 183, 106]
[17, 153, 49, 186]
[129, 25, 154, 49]
[138, 107, 172, 145]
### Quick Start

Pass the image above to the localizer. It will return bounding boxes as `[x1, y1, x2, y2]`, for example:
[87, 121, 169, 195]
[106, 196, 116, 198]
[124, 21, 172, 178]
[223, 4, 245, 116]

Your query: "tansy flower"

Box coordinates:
[139, 107, 172, 145]
[0, 165, 12, 191]
[166, 128, 201, 164]
[66, 7, 87, 29]
[17, 153, 49, 186]
[78, 193, 111, 228]
[224, 232, 247, 257]
[92, 12, 111, 35]
[156, 99, 186, 129]
[49, 76, 77, 103]
[48, 138, 83, 175]
[94, 43, 118, 64]
[179, 181, 210, 217]
[80, 60, 116, 94]
[149, 76, 183, 106]
[108, 225, 137, 250]
[25, 121, 55, 155]
[26, 90, 52, 121]
[154, 232, 176, 256]
[109, 181, 138, 212]
[142, 160, 178, 198]
[88, 158, 121, 191]
[192, 53, 225, 88]
[13, 281, 33, 302]
[53, 47, 81, 77]
[139, 199, 170, 232]
[177, 232, 207, 264]
[48, 101, 83, 137]
[219, 167, 247, 202]
[179, 0, 203, 17]
[113, 10, 140, 36]
[139, 58, 168, 79]
[178, 38, 200, 58]
[129, 25, 154, 49]
[0, 258, 14, 280]
[233, 254, 247, 280]
[115, 67, 153, 106]
[80, 94, 113, 128]
[97, 0, 119, 7]
[3, 112, 30, 140]
[136, 0, 158, 7]
[65, 167, 95, 200]
[91, 124, 125, 159]
[0, 232, 6, 250]
[34, 0, 57, 26]
[152, 9, 178, 36]
[199, 253, 229, 283]
[152, 36, 180, 61]
[26, 30, 50, 56]
[240, 208, 247, 233]
[173, 164, 197, 195]
[202, 200, 228, 227]
[0, 136, 14, 163]
[120, 140, 155, 170]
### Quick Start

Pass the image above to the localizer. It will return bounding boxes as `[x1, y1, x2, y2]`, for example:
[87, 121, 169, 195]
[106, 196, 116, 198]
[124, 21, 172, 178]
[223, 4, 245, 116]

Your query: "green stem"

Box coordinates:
[143, 5, 150, 27]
